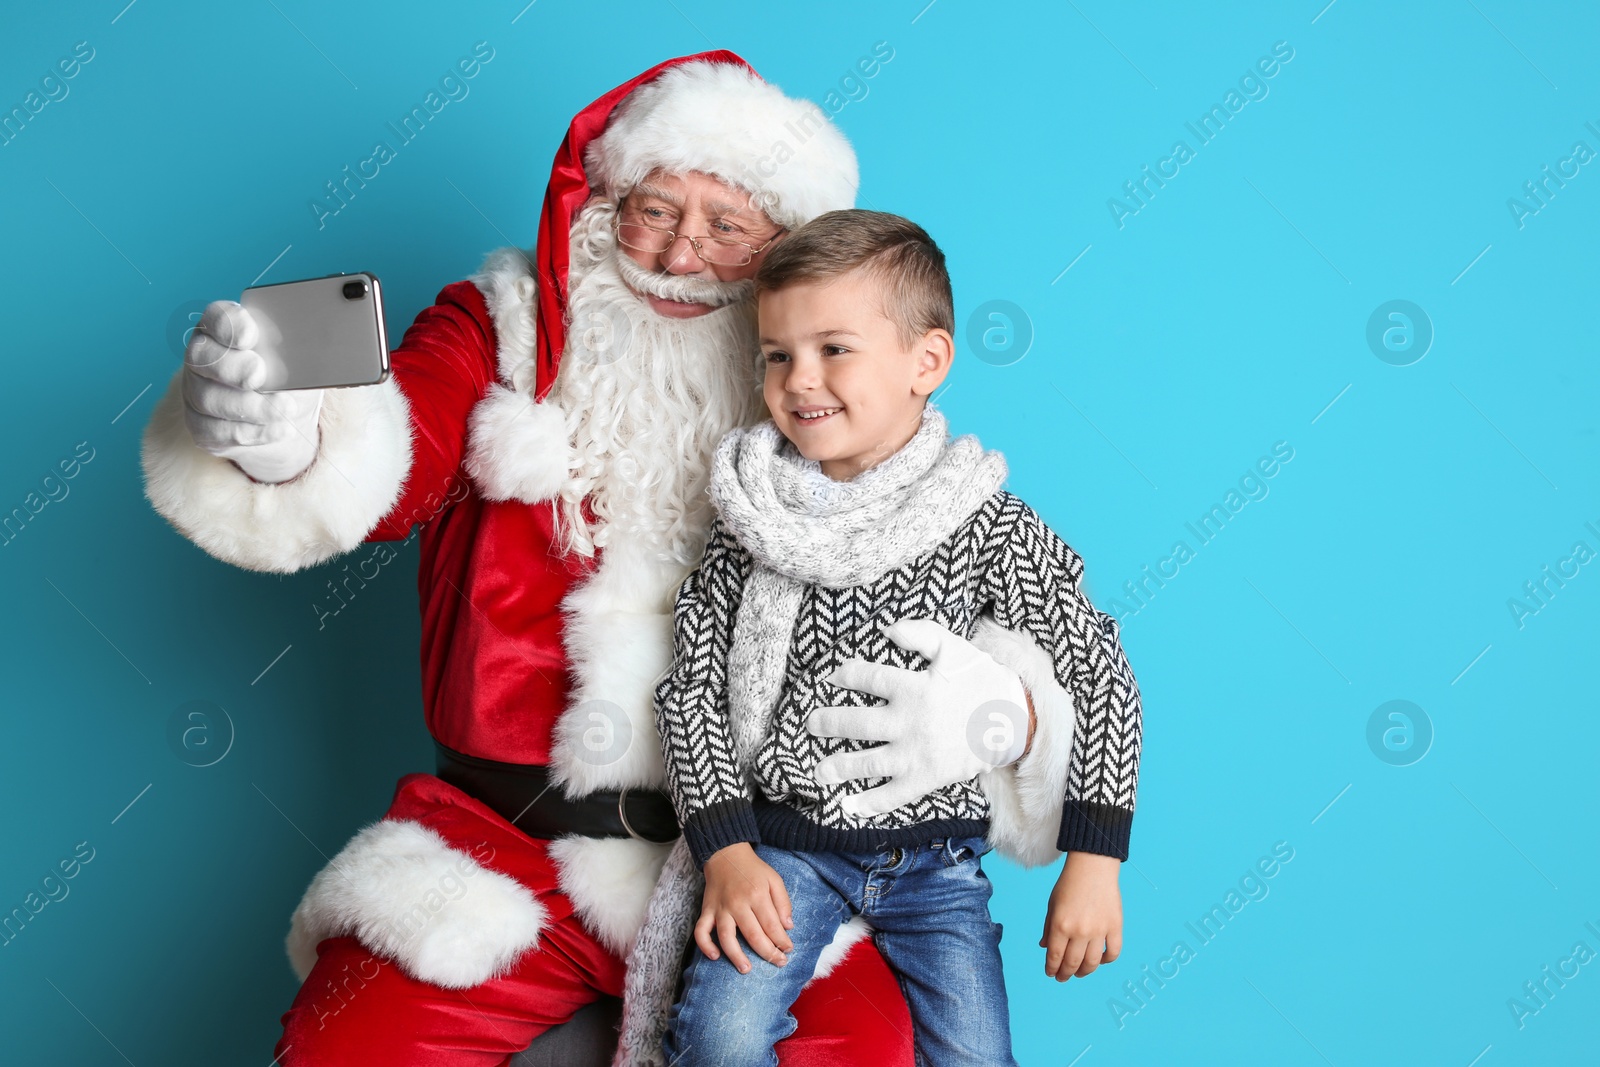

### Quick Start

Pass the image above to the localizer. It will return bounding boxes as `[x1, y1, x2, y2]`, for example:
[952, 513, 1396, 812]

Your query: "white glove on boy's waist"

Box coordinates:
[805, 617, 1031, 820]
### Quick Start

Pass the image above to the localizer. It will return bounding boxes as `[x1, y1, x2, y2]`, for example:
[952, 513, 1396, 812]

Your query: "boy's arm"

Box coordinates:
[654, 517, 763, 868]
[982, 497, 1140, 981]
[984, 498, 1143, 860]
[658, 521, 798, 971]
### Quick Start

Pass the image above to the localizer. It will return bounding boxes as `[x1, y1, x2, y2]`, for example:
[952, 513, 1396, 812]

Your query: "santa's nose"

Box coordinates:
[660, 235, 705, 275]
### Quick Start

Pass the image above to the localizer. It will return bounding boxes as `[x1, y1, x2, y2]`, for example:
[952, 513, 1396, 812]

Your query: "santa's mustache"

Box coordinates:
[612, 246, 754, 309]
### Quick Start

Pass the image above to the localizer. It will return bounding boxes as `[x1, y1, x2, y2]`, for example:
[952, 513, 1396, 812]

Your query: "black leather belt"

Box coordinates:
[434, 741, 681, 845]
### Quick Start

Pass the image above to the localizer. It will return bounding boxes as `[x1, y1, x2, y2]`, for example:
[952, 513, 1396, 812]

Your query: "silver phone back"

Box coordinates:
[241, 272, 390, 391]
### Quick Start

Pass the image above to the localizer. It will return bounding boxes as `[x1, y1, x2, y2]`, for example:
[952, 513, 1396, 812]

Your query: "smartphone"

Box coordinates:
[240, 271, 389, 391]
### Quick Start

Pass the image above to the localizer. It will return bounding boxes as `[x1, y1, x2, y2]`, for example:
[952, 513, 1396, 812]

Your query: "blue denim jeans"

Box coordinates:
[662, 835, 1017, 1067]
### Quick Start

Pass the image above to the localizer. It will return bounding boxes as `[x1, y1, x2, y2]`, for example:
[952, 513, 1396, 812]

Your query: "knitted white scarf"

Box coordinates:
[714, 403, 1009, 772]
[714, 402, 1010, 587]
[610, 404, 1008, 1067]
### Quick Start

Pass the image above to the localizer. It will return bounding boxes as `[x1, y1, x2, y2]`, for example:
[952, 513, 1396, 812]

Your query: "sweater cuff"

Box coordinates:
[682, 797, 761, 868]
[1058, 799, 1133, 861]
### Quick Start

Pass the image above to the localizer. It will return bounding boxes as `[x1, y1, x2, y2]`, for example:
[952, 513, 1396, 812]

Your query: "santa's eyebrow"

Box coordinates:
[631, 181, 682, 206]
[633, 181, 757, 222]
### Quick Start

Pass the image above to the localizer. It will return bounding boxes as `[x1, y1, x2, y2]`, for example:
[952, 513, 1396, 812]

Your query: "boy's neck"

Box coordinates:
[818, 405, 928, 482]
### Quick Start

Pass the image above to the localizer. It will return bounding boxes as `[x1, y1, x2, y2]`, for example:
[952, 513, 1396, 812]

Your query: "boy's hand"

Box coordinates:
[697, 842, 795, 974]
[1041, 851, 1123, 982]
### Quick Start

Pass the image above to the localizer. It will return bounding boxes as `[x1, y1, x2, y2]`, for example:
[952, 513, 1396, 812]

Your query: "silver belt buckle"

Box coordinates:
[617, 786, 648, 842]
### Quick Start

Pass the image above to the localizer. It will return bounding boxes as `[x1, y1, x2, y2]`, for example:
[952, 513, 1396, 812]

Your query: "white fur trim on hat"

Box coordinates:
[141, 367, 413, 574]
[972, 613, 1077, 869]
[585, 60, 858, 229]
[285, 819, 548, 989]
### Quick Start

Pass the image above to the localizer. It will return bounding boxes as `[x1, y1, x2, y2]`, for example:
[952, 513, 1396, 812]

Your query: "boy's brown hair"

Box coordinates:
[754, 209, 954, 347]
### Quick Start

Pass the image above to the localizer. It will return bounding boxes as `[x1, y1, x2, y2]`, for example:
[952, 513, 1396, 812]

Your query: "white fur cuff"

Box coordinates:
[973, 616, 1076, 869]
[547, 834, 673, 961]
[285, 819, 548, 989]
[810, 914, 874, 982]
[141, 368, 414, 574]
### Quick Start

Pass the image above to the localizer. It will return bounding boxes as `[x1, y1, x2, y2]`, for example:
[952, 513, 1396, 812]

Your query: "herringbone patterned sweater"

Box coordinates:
[655, 489, 1142, 865]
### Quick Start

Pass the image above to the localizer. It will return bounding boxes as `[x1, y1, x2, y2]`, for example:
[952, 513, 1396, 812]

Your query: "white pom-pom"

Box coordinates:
[463, 384, 574, 504]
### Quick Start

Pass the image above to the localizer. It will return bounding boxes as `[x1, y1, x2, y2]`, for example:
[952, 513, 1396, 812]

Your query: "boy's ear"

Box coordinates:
[911, 328, 955, 397]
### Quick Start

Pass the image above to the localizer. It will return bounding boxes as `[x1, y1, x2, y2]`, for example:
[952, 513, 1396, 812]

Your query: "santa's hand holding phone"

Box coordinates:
[182, 300, 324, 484]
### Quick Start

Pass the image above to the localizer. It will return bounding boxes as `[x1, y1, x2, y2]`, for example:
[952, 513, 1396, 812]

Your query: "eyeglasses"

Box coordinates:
[613, 210, 784, 267]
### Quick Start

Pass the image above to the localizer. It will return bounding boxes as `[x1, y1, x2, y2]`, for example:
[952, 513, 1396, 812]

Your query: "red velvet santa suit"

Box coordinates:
[141, 53, 920, 1066]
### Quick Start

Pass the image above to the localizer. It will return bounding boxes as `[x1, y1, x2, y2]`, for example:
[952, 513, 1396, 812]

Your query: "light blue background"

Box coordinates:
[2, 1, 1596, 1064]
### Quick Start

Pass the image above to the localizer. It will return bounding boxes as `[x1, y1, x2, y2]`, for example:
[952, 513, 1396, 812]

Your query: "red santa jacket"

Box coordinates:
[359, 275, 594, 766]
[142, 248, 717, 984]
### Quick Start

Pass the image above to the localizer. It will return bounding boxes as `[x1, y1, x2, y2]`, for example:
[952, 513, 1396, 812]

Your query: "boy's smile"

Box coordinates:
[759, 269, 952, 481]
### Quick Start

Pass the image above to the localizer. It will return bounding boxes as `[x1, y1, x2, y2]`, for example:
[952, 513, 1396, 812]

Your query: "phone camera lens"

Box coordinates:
[342, 280, 369, 300]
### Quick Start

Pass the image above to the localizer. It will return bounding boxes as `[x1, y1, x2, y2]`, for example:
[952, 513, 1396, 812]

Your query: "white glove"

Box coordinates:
[805, 618, 1031, 819]
[181, 300, 324, 484]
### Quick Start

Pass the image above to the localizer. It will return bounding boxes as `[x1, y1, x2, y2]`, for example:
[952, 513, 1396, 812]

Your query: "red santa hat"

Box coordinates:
[530, 51, 859, 401]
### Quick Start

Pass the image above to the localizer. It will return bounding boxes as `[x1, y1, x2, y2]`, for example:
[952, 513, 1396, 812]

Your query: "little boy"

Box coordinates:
[655, 209, 1143, 1066]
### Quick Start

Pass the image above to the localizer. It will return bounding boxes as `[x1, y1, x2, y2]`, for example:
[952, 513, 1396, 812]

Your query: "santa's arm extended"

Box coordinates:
[141, 280, 501, 573]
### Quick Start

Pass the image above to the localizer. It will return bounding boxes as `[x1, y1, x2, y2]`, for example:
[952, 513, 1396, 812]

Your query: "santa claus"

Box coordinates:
[140, 52, 1082, 1066]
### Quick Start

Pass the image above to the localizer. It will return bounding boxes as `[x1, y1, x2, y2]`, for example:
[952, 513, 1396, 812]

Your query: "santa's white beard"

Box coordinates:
[545, 198, 767, 563]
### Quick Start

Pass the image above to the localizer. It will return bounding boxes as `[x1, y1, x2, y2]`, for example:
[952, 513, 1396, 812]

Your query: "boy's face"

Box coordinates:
[759, 269, 953, 481]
